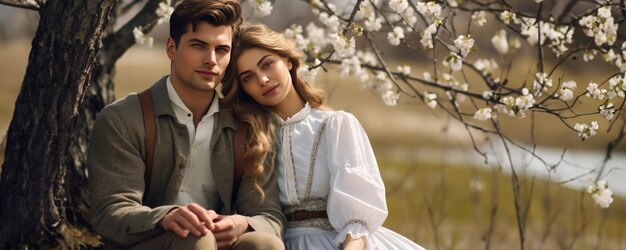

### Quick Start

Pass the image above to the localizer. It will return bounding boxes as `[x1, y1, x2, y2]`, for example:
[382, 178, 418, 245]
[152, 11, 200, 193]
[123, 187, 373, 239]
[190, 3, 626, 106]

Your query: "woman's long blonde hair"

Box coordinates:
[222, 23, 326, 200]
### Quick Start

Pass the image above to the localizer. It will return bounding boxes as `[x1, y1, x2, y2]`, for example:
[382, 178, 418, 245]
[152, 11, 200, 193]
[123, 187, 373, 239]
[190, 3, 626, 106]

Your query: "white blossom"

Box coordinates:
[133, 27, 154, 48]
[156, 2, 174, 25]
[608, 74, 625, 98]
[250, 0, 273, 17]
[557, 80, 576, 101]
[520, 17, 572, 56]
[423, 72, 432, 81]
[332, 34, 355, 57]
[583, 49, 597, 62]
[472, 11, 487, 26]
[474, 58, 499, 73]
[416, 1, 442, 24]
[579, 7, 618, 47]
[284, 25, 307, 52]
[340, 56, 363, 79]
[424, 91, 437, 108]
[364, 17, 383, 31]
[454, 35, 475, 57]
[443, 52, 462, 72]
[516, 88, 536, 110]
[599, 102, 615, 121]
[491, 29, 509, 55]
[389, 0, 408, 13]
[319, 12, 341, 32]
[372, 72, 392, 90]
[535, 0, 543, 3]
[304, 23, 326, 54]
[482, 90, 493, 99]
[387, 26, 405, 46]
[299, 59, 321, 83]
[500, 10, 518, 25]
[358, 51, 378, 66]
[397, 65, 411, 76]
[474, 108, 493, 121]
[446, 0, 458, 7]
[574, 121, 599, 140]
[587, 180, 614, 208]
[532, 72, 553, 97]
[586, 82, 606, 100]
[420, 23, 437, 49]
[382, 90, 400, 106]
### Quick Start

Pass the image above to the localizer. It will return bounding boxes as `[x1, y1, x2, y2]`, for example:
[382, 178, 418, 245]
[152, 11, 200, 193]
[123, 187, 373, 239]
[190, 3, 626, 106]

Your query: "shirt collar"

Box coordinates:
[166, 76, 219, 120]
[273, 102, 311, 125]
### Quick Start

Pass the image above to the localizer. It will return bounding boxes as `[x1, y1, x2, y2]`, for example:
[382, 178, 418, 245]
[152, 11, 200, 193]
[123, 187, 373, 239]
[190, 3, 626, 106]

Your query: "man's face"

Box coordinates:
[167, 22, 232, 94]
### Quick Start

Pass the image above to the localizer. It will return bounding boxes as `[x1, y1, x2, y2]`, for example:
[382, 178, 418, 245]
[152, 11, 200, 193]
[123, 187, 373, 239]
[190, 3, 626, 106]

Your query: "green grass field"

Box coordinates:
[1, 39, 625, 249]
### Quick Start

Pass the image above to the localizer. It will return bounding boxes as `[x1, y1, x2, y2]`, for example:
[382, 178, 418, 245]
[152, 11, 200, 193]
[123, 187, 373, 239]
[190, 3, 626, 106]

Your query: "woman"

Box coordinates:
[223, 23, 425, 250]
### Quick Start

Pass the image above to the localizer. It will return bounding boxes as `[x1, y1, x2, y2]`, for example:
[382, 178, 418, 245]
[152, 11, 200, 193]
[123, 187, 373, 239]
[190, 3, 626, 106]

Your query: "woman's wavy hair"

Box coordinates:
[222, 23, 326, 200]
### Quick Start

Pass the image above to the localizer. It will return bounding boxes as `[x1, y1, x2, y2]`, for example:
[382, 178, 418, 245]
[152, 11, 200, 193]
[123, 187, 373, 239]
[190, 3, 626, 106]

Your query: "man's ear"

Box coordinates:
[166, 37, 177, 61]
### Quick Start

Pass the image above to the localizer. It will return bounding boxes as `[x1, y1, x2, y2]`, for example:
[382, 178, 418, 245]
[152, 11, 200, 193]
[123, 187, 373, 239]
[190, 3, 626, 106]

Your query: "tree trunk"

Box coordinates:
[62, 0, 166, 236]
[0, 0, 116, 248]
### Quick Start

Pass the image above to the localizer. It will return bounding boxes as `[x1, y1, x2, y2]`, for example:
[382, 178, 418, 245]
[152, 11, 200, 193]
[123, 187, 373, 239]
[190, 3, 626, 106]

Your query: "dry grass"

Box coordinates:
[382, 158, 626, 249]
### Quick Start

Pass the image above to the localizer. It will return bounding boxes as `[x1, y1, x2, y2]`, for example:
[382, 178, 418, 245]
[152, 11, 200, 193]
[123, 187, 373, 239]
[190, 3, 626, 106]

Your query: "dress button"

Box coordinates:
[179, 163, 185, 169]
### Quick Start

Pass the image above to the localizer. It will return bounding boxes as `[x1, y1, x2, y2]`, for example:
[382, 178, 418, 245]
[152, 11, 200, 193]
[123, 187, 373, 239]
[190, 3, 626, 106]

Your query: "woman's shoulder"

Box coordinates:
[312, 108, 361, 126]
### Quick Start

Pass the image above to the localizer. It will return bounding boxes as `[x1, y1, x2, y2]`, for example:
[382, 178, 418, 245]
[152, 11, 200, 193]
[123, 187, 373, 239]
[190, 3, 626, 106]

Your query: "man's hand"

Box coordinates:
[158, 203, 219, 238]
[212, 215, 249, 249]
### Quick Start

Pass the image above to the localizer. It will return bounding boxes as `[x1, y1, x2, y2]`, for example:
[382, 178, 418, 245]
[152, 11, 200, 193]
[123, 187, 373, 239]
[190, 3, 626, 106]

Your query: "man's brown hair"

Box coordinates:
[169, 0, 242, 47]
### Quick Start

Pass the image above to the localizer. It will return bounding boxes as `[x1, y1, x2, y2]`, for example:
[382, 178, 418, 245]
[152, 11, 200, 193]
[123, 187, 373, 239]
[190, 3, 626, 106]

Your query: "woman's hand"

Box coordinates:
[343, 234, 366, 250]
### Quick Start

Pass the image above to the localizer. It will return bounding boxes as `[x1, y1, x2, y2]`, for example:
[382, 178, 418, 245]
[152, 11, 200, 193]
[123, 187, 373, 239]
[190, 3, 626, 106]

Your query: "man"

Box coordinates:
[88, 0, 285, 249]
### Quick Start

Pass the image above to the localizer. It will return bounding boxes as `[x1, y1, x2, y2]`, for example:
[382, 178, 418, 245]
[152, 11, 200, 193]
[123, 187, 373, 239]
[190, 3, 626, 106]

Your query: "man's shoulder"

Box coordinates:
[216, 106, 239, 127]
[94, 93, 146, 131]
[100, 93, 141, 117]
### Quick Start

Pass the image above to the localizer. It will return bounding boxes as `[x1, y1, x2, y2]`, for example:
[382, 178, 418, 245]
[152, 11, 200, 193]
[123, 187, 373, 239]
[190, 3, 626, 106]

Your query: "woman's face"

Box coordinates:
[236, 47, 294, 108]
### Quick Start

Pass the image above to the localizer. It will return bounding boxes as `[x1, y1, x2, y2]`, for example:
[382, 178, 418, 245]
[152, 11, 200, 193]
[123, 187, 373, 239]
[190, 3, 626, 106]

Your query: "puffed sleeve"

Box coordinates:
[324, 111, 388, 249]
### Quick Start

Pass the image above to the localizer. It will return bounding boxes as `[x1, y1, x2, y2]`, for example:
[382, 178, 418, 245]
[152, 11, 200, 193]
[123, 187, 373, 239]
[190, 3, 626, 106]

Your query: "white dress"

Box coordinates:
[275, 103, 425, 250]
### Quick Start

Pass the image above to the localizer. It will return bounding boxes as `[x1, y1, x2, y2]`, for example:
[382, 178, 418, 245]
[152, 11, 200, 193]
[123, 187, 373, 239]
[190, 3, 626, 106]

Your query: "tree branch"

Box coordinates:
[0, 0, 41, 11]
[102, 0, 177, 64]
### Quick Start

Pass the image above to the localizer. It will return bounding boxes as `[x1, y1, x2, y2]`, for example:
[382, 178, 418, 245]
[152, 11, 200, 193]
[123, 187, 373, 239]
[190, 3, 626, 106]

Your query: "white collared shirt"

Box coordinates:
[167, 77, 220, 208]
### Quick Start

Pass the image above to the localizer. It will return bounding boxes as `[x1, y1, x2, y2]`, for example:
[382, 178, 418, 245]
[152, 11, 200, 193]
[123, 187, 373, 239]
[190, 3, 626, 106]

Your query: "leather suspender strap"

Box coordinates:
[231, 125, 245, 208]
[138, 90, 155, 191]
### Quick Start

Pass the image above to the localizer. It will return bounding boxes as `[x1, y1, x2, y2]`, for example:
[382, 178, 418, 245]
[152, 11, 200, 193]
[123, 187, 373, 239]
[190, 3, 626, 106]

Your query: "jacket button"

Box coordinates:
[125, 226, 130, 232]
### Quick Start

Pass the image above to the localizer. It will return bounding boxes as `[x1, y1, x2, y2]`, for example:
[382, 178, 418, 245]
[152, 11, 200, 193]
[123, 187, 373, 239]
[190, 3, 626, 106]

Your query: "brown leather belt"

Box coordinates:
[285, 210, 328, 221]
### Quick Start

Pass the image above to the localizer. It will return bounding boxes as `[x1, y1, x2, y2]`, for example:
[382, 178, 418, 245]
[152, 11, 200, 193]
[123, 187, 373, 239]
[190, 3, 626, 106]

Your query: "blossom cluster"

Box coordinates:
[574, 121, 599, 141]
[494, 88, 536, 118]
[587, 180, 614, 208]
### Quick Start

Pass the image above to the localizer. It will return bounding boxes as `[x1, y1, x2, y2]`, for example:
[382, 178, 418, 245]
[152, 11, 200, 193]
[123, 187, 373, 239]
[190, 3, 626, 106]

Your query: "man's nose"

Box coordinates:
[203, 50, 217, 66]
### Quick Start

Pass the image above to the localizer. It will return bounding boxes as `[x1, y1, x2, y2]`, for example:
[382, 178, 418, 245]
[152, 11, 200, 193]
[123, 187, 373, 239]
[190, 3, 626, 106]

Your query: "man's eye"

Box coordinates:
[217, 47, 230, 53]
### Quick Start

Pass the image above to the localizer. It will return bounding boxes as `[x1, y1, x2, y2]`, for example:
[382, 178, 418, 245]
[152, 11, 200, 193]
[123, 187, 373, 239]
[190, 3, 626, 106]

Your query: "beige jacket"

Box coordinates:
[88, 76, 285, 246]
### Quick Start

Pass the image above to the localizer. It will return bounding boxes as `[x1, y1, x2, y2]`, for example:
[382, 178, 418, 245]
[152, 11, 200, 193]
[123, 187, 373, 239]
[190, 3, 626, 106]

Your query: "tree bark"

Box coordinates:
[63, 0, 168, 235]
[0, 0, 115, 248]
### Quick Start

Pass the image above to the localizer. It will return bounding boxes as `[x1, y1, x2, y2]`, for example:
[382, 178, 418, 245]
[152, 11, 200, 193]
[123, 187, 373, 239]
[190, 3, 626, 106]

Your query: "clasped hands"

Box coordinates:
[159, 203, 247, 249]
